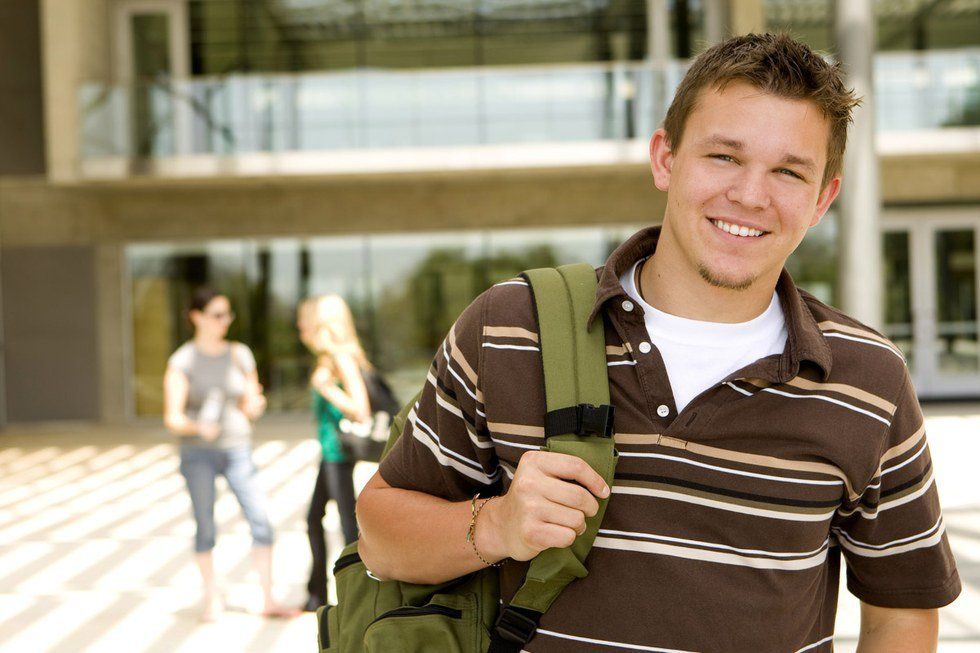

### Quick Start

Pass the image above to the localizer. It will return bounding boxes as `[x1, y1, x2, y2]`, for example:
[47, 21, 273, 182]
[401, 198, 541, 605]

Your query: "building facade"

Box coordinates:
[1, 0, 978, 425]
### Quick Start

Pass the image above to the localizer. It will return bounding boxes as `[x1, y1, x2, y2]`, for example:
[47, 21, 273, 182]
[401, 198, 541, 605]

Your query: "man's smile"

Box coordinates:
[708, 217, 770, 238]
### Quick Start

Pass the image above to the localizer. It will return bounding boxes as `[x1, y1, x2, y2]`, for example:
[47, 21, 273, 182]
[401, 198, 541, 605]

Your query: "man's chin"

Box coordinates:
[697, 264, 757, 291]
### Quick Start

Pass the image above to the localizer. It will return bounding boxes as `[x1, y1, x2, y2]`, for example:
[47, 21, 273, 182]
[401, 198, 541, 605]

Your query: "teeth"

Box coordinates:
[711, 219, 764, 238]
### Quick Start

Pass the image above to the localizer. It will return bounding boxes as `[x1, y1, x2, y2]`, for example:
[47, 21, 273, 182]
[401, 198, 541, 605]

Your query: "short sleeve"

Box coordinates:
[832, 371, 961, 608]
[167, 343, 194, 376]
[232, 343, 257, 374]
[378, 288, 502, 502]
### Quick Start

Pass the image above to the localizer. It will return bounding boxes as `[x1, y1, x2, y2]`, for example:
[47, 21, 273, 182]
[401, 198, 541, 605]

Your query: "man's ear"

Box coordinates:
[809, 176, 842, 228]
[649, 128, 673, 192]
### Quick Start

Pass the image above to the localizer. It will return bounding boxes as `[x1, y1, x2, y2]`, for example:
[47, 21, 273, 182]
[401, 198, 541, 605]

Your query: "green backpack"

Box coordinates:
[317, 263, 618, 653]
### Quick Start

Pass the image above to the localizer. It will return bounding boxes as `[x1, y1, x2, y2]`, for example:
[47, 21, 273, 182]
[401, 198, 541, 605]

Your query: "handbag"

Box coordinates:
[317, 263, 617, 652]
[338, 368, 401, 462]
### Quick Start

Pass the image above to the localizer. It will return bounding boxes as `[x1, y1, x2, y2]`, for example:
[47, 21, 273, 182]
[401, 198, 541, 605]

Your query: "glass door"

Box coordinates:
[892, 216, 980, 398]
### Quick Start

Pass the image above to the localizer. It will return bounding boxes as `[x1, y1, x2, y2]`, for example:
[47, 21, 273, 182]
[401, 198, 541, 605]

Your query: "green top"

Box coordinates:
[314, 388, 348, 463]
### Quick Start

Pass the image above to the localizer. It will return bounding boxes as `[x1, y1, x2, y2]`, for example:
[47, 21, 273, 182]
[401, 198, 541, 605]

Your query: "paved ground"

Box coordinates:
[0, 407, 977, 652]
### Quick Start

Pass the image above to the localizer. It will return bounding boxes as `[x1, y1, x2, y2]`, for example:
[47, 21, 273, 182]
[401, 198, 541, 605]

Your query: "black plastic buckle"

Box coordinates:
[494, 606, 541, 645]
[578, 403, 615, 438]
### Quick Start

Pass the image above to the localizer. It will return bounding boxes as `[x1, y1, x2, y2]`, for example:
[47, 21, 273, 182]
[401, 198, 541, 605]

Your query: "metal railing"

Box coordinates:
[78, 48, 979, 161]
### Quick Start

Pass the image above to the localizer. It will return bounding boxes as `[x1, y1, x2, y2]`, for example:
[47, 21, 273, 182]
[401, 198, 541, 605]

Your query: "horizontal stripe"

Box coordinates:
[443, 341, 482, 405]
[836, 523, 945, 559]
[490, 437, 540, 451]
[606, 345, 630, 356]
[822, 331, 906, 361]
[481, 343, 540, 352]
[795, 635, 834, 653]
[817, 320, 893, 347]
[429, 374, 494, 451]
[607, 360, 637, 367]
[598, 528, 831, 560]
[616, 429, 856, 500]
[494, 280, 528, 287]
[880, 438, 927, 477]
[616, 472, 840, 508]
[482, 326, 538, 342]
[879, 424, 927, 468]
[834, 516, 943, 553]
[756, 386, 892, 427]
[612, 485, 836, 522]
[534, 628, 698, 653]
[448, 325, 479, 390]
[407, 409, 498, 485]
[488, 421, 545, 438]
[755, 376, 897, 415]
[839, 471, 935, 519]
[617, 451, 844, 487]
[594, 535, 830, 570]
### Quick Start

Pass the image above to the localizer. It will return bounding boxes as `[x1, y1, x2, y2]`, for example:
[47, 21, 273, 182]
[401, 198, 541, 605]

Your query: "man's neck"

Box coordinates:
[639, 231, 779, 324]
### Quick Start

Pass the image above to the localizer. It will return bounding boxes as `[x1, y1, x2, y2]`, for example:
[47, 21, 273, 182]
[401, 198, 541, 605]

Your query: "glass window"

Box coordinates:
[127, 224, 645, 417]
[934, 229, 978, 373]
[883, 230, 913, 365]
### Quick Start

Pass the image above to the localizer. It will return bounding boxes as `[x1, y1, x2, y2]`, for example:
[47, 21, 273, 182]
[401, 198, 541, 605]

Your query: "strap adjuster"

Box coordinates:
[493, 606, 541, 645]
[545, 403, 615, 438]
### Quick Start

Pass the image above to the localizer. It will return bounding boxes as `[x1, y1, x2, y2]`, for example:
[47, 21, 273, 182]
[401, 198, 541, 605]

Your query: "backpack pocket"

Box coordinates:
[362, 592, 482, 653]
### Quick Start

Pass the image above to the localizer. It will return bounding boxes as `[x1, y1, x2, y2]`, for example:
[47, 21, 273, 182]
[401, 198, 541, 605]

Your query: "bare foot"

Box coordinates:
[261, 602, 301, 619]
[200, 596, 224, 623]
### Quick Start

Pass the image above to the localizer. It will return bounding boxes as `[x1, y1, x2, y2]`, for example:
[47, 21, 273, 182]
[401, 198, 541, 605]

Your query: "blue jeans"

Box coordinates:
[179, 445, 275, 553]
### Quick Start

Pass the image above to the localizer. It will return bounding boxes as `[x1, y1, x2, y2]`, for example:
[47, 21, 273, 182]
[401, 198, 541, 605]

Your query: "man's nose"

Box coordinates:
[725, 169, 772, 211]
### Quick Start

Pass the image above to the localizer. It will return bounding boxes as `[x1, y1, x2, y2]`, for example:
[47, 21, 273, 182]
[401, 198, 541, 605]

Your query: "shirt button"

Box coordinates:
[638, 341, 652, 354]
[657, 404, 670, 418]
[622, 300, 634, 312]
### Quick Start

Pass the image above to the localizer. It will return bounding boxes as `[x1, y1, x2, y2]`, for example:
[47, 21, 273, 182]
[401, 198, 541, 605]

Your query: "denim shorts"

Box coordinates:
[178, 445, 275, 553]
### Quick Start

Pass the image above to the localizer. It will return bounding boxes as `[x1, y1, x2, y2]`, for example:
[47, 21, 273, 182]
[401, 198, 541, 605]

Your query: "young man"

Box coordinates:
[356, 34, 960, 652]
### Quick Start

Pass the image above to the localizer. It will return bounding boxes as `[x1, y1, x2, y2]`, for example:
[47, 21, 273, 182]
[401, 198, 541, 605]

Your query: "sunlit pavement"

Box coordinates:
[0, 407, 977, 652]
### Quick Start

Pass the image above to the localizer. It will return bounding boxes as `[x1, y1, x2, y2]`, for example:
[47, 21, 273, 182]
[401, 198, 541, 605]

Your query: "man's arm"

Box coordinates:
[356, 451, 608, 584]
[857, 603, 938, 653]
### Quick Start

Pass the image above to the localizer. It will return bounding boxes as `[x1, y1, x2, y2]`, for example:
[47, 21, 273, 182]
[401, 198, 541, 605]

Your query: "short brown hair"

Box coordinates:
[662, 33, 861, 187]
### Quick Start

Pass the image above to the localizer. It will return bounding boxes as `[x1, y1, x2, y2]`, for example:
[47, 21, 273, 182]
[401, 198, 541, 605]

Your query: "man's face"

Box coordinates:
[649, 82, 841, 291]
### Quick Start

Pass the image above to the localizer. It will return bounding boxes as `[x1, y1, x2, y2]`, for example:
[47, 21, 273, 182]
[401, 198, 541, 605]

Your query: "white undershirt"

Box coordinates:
[620, 259, 788, 414]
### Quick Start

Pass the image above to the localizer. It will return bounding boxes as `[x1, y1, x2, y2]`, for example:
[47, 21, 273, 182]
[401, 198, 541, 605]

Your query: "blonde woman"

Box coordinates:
[297, 294, 371, 611]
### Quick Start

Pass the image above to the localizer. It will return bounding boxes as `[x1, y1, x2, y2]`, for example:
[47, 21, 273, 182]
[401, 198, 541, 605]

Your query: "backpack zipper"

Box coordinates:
[371, 605, 463, 623]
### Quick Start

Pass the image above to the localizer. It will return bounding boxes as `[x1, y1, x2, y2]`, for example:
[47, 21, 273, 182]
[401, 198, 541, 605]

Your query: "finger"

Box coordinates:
[539, 476, 601, 518]
[527, 522, 579, 551]
[537, 502, 588, 535]
[535, 452, 610, 499]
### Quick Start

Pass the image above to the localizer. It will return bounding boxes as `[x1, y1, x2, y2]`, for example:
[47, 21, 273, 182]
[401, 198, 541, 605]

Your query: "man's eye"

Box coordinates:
[710, 154, 736, 163]
[778, 168, 804, 180]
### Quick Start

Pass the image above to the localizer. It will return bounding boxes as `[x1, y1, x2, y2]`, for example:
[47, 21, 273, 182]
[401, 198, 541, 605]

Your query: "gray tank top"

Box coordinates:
[168, 341, 257, 450]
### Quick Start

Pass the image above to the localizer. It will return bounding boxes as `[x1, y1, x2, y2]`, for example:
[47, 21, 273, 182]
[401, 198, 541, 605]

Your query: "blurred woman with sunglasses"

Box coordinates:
[163, 287, 296, 621]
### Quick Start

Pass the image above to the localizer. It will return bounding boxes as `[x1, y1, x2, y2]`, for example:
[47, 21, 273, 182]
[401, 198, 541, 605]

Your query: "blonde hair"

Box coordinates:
[297, 294, 372, 372]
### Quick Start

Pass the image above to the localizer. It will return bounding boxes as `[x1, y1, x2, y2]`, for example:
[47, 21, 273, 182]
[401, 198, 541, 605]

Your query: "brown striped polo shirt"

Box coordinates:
[379, 226, 961, 653]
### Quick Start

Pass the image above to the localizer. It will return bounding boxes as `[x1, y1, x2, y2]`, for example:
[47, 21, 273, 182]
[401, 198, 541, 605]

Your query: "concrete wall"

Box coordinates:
[0, 0, 46, 175]
[1, 246, 100, 422]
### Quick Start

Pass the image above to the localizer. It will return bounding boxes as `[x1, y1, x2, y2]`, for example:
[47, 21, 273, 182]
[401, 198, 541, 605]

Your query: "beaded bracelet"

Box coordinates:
[466, 494, 503, 568]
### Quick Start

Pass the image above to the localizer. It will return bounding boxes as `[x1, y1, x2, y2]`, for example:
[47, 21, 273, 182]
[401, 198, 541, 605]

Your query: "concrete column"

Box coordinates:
[97, 243, 129, 422]
[646, 0, 671, 62]
[729, 0, 765, 35]
[39, 0, 110, 183]
[835, 0, 882, 328]
[704, 1, 731, 46]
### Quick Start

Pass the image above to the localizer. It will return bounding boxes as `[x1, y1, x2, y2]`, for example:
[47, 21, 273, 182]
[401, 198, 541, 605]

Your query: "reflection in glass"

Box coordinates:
[128, 225, 644, 416]
[935, 229, 978, 373]
[883, 231, 913, 366]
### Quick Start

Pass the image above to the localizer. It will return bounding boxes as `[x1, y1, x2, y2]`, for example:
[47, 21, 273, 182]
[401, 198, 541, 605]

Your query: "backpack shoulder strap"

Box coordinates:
[489, 263, 617, 652]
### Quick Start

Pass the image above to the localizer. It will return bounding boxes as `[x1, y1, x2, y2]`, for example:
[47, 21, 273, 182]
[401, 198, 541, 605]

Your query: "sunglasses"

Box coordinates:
[203, 310, 235, 322]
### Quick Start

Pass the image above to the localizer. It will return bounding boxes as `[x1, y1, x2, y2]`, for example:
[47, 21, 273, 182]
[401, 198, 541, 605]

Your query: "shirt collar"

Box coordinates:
[588, 225, 832, 382]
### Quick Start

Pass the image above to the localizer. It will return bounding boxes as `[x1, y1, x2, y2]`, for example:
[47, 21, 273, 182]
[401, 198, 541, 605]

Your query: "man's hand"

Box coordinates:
[857, 603, 938, 653]
[481, 450, 610, 562]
